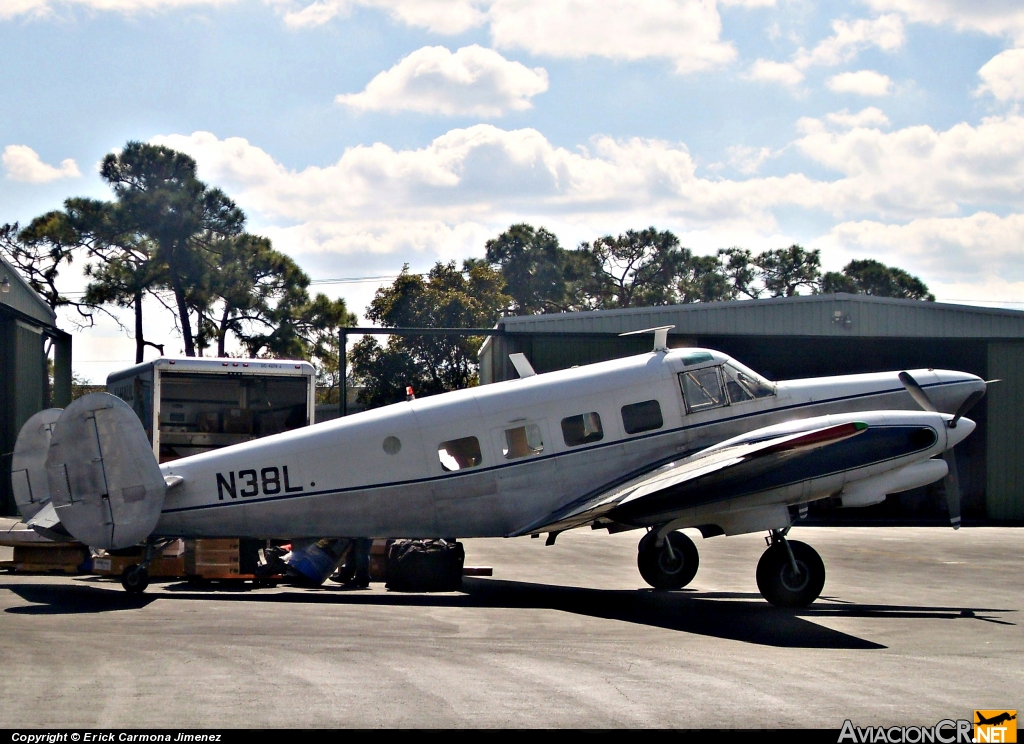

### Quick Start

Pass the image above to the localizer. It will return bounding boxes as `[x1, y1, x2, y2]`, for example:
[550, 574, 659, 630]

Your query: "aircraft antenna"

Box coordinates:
[619, 325, 675, 352]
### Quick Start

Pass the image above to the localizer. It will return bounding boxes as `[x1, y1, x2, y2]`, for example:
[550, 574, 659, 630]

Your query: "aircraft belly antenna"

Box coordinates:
[620, 325, 675, 352]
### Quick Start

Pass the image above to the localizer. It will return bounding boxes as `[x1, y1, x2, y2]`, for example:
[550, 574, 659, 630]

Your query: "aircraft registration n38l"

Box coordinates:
[12, 327, 986, 606]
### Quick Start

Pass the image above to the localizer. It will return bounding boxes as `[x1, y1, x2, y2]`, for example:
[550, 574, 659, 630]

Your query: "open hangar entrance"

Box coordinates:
[479, 294, 1024, 523]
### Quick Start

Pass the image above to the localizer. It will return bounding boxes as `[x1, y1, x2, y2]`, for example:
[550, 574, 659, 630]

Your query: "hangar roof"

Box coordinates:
[495, 294, 1024, 339]
[0, 254, 57, 327]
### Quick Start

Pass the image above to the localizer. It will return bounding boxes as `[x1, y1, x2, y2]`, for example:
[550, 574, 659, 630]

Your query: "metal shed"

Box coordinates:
[479, 294, 1024, 522]
[0, 256, 72, 517]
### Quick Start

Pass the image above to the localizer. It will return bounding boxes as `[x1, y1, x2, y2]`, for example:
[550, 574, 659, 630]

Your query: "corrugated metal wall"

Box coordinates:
[0, 315, 54, 517]
[986, 342, 1024, 520]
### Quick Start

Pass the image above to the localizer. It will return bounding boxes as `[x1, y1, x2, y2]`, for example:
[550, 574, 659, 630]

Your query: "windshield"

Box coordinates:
[723, 361, 775, 400]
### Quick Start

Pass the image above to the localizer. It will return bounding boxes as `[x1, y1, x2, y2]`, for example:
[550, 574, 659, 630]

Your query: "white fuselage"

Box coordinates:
[154, 349, 984, 539]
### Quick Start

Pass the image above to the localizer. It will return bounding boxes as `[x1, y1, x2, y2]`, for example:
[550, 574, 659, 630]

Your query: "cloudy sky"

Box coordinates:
[3, 0, 1024, 380]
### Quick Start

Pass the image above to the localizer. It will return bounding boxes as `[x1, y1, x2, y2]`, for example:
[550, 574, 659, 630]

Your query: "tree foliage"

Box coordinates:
[350, 261, 511, 407]
[484, 223, 593, 313]
[2, 140, 357, 379]
[822, 259, 935, 301]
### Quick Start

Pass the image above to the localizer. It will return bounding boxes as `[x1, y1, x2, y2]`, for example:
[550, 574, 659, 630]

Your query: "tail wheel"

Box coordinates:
[637, 530, 699, 590]
[120, 564, 150, 594]
[755, 540, 825, 608]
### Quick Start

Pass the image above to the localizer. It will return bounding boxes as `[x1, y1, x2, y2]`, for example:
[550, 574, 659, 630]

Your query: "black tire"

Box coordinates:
[121, 565, 150, 594]
[755, 540, 825, 608]
[637, 530, 699, 590]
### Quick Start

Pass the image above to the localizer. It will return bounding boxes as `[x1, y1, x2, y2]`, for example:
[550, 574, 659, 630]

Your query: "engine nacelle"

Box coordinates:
[838, 458, 948, 508]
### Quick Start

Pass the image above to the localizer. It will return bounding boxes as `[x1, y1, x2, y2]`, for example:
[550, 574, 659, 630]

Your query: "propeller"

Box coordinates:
[899, 371, 988, 529]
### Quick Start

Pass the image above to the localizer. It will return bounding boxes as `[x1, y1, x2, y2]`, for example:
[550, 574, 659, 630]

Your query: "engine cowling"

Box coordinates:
[838, 458, 949, 508]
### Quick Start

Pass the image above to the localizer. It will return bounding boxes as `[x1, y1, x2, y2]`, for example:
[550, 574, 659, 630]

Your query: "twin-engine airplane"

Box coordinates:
[11, 327, 985, 606]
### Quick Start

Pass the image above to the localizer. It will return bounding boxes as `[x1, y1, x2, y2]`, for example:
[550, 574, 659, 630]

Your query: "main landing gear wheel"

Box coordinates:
[756, 539, 825, 608]
[121, 564, 150, 594]
[637, 530, 699, 590]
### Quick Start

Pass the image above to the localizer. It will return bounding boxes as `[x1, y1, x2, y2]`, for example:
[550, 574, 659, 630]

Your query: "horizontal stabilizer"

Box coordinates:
[46, 393, 166, 550]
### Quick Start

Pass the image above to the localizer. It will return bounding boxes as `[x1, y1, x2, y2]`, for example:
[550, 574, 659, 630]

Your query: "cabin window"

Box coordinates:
[621, 400, 663, 434]
[680, 367, 727, 413]
[503, 423, 545, 459]
[723, 361, 775, 399]
[438, 436, 482, 471]
[561, 412, 604, 446]
[722, 364, 753, 403]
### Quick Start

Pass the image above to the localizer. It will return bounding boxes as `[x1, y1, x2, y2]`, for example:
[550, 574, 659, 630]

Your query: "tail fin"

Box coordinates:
[45, 393, 166, 550]
[11, 408, 63, 520]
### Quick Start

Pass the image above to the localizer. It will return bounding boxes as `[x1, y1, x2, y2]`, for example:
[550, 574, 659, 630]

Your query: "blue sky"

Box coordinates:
[3, 0, 1024, 379]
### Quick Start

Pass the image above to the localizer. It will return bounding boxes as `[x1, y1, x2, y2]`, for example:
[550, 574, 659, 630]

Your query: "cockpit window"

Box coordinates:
[723, 362, 775, 399]
[680, 367, 727, 413]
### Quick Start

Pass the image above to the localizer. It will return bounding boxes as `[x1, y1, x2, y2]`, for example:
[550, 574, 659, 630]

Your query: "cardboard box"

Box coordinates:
[91, 554, 186, 578]
[13, 544, 89, 573]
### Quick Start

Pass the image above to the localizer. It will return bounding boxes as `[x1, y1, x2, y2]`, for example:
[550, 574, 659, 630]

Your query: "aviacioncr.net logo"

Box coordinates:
[839, 719, 973, 743]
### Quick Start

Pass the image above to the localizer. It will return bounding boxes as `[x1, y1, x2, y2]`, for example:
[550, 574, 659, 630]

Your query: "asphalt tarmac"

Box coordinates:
[0, 526, 1019, 728]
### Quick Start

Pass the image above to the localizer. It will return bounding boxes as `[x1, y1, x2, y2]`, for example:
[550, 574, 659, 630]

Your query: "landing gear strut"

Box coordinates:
[119, 538, 174, 594]
[756, 529, 825, 608]
[637, 530, 699, 590]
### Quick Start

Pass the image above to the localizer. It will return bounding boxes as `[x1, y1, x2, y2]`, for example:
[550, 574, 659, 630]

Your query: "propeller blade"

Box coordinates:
[950, 389, 986, 428]
[941, 449, 961, 530]
[898, 371, 937, 413]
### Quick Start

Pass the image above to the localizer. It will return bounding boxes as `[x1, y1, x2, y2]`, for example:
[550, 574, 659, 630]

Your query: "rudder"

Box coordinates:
[46, 393, 166, 550]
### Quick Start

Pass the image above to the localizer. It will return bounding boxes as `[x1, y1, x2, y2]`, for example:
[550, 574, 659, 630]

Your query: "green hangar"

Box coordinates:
[479, 294, 1024, 523]
[0, 257, 72, 518]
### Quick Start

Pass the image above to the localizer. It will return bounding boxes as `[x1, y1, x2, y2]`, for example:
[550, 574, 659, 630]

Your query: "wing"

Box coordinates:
[512, 420, 868, 536]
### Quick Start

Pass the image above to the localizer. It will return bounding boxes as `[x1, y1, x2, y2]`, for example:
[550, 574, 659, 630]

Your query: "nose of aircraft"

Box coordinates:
[945, 416, 976, 449]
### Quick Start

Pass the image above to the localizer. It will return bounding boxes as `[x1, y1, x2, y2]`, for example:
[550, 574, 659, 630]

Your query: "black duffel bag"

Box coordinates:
[385, 539, 465, 592]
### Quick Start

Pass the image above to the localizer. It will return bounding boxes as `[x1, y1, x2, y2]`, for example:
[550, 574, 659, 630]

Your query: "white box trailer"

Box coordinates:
[107, 357, 316, 463]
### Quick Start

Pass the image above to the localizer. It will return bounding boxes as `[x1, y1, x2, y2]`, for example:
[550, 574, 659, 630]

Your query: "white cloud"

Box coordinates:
[156, 113, 1024, 236]
[151, 128, 826, 240]
[744, 59, 804, 86]
[0, 0, 238, 18]
[824, 107, 890, 129]
[486, 0, 737, 74]
[283, 0, 739, 73]
[336, 45, 548, 117]
[826, 70, 893, 95]
[812, 212, 1024, 284]
[794, 114, 1024, 217]
[282, 0, 488, 33]
[5, 0, 753, 74]
[726, 144, 777, 174]
[136, 112, 1024, 305]
[750, 15, 904, 88]
[2, 145, 81, 183]
[863, 0, 1024, 44]
[977, 49, 1024, 101]
[793, 14, 904, 68]
[138, 118, 1024, 315]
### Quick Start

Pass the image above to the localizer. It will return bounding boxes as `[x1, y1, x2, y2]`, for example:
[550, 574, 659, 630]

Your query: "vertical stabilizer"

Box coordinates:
[45, 393, 166, 549]
[11, 408, 62, 520]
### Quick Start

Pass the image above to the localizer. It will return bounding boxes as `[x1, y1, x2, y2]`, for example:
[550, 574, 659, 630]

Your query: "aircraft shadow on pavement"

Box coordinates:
[3, 578, 1015, 648]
